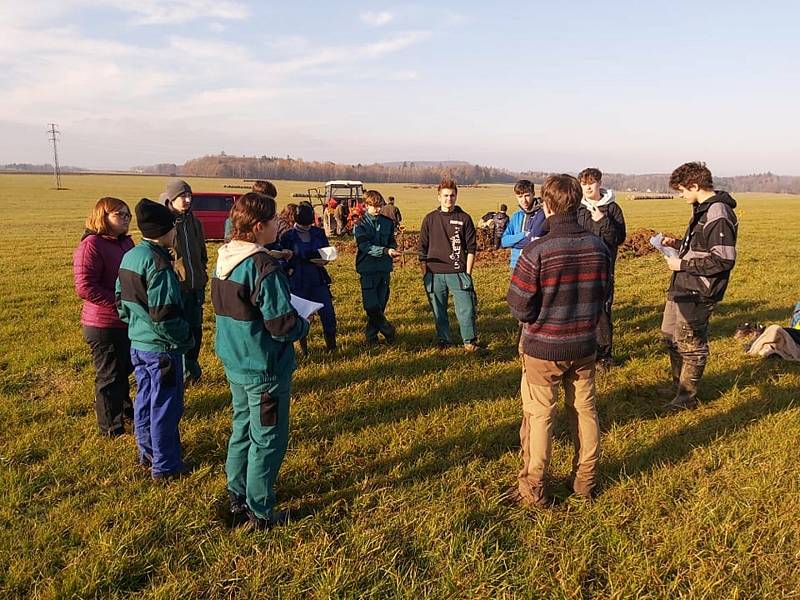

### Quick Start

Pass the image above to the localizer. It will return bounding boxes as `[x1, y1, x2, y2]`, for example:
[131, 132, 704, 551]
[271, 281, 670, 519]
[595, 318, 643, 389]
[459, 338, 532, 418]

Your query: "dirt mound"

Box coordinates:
[619, 228, 658, 259]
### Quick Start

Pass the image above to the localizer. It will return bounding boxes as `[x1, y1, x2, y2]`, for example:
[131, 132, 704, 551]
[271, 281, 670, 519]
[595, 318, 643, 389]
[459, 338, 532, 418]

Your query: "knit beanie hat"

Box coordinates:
[136, 198, 176, 239]
[295, 203, 315, 226]
[165, 178, 192, 202]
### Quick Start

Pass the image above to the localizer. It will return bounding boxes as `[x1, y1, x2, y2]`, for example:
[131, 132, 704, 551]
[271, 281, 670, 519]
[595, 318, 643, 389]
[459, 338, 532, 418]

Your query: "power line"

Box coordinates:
[47, 123, 64, 190]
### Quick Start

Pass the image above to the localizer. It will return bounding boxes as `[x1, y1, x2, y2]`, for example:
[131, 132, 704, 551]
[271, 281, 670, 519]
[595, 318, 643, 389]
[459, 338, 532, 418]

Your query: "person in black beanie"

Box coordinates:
[116, 199, 192, 480]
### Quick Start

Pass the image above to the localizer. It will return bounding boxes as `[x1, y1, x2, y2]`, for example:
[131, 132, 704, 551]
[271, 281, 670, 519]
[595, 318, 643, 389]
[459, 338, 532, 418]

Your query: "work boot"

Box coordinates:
[246, 508, 291, 531]
[381, 322, 396, 344]
[324, 332, 337, 352]
[665, 362, 704, 412]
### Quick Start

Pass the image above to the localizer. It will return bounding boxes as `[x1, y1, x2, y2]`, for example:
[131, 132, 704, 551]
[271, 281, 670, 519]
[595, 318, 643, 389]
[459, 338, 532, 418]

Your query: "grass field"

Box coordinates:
[1, 173, 799, 599]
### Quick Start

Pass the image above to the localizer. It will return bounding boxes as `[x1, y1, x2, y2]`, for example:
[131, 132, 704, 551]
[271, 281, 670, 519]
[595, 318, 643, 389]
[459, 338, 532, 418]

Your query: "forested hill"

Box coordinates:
[138, 155, 517, 185]
[134, 155, 800, 194]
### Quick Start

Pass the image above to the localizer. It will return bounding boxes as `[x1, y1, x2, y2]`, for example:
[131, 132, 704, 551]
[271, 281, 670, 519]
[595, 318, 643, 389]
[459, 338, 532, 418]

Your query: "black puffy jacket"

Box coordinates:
[669, 192, 738, 303]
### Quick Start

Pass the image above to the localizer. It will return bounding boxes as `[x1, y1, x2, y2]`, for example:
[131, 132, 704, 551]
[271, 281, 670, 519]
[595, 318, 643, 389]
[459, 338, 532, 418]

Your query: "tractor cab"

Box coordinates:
[321, 180, 364, 235]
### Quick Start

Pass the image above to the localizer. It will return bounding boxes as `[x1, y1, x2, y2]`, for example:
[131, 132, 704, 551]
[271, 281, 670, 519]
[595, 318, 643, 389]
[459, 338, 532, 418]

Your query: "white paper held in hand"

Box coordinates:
[649, 232, 679, 258]
[290, 294, 325, 320]
[318, 246, 338, 261]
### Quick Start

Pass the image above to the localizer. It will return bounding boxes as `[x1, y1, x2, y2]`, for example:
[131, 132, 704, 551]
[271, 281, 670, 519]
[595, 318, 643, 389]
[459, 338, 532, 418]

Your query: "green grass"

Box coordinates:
[1, 174, 799, 599]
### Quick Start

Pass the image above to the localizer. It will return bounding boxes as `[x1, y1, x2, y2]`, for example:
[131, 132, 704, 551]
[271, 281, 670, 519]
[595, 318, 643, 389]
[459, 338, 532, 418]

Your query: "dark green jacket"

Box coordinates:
[172, 211, 208, 293]
[354, 213, 396, 275]
[211, 241, 309, 383]
[115, 240, 193, 353]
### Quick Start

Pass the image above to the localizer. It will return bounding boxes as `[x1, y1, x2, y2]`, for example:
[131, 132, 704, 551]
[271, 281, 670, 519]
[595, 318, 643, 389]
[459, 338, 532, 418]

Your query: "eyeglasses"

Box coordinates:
[110, 211, 132, 219]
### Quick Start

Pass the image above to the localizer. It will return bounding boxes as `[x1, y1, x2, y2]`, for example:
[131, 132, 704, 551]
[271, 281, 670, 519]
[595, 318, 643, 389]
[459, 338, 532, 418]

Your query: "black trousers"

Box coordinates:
[83, 326, 133, 435]
[596, 285, 614, 360]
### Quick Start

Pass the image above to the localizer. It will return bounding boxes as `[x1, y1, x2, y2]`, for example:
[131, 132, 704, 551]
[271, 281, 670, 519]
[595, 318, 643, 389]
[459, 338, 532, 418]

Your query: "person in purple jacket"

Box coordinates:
[73, 197, 135, 436]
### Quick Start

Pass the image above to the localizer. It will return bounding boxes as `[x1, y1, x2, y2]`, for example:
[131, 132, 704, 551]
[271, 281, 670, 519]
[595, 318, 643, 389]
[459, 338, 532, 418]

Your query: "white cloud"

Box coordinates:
[363, 31, 430, 57]
[84, 0, 249, 25]
[360, 10, 394, 27]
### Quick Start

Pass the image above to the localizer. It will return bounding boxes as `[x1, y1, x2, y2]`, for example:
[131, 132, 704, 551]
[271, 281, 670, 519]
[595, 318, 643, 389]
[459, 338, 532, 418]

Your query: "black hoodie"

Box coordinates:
[668, 191, 738, 303]
[419, 206, 477, 274]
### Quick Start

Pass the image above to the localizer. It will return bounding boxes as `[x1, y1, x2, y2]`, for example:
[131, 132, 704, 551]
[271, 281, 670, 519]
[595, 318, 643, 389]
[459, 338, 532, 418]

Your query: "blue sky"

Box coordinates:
[1, 0, 798, 175]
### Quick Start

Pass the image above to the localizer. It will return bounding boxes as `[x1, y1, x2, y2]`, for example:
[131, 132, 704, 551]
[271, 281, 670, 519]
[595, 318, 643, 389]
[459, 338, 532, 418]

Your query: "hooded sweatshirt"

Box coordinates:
[419, 206, 477, 274]
[211, 240, 309, 382]
[501, 202, 547, 269]
[576, 189, 626, 266]
[668, 191, 738, 303]
[74, 231, 134, 328]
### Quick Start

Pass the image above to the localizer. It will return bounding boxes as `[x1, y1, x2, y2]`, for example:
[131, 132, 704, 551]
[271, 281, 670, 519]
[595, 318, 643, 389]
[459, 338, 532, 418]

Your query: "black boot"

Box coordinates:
[324, 332, 337, 352]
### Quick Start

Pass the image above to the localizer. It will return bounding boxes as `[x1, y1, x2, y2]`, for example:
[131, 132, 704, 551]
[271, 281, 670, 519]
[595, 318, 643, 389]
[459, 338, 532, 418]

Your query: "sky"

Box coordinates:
[1, 0, 799, 175]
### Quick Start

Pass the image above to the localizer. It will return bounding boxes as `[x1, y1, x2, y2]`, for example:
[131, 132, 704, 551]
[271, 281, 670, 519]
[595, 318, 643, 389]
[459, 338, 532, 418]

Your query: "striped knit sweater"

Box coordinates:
[507, 213, 611, 361]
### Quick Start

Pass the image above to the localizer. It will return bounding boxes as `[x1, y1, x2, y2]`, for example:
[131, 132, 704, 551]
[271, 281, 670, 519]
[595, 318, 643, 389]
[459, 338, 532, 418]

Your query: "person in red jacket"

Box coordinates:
[73, 197, 135, 436]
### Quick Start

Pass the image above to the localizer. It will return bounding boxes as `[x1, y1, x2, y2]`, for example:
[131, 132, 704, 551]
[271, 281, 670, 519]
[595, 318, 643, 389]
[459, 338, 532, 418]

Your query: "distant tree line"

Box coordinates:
[138, 154, 518, 185]
[5, 157, 800, 194]
[0, 163, 87, 173]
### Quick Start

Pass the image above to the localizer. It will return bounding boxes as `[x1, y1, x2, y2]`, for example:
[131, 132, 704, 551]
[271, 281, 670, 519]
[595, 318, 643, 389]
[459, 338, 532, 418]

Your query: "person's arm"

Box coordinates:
[501, 213, 525, 248]
[114, 275, 129, 324]
[589, 204, 626, 248]
[74, 238, 116, 307]
[396, 208, 402, 223]
[507, 250, 541, 323]
[256, 269, 309, 342]
[418, 215, 430, 274]
[148, 267, 193, 352]
[680, 212, 737, 276]
[464, 216, 477, 275]
[197, 218, 208, 269]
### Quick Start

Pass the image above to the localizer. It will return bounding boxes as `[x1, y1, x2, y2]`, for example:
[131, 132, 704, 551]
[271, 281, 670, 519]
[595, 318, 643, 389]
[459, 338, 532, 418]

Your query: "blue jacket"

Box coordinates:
[501, 208, 547, 269]
[280, 226, 332, 291]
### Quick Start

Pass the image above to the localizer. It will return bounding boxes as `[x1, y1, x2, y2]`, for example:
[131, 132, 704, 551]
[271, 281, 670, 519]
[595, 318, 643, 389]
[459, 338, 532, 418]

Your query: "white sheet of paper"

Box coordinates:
[290, 294, 324, 320]
[649, 232, 679, 258]
[318, 246, 338, 261]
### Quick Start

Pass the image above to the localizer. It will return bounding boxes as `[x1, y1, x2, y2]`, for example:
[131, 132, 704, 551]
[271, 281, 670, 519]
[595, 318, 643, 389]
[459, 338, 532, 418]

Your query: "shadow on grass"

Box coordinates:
[601, 358, 800, 484]
[281, 354, 800, 515]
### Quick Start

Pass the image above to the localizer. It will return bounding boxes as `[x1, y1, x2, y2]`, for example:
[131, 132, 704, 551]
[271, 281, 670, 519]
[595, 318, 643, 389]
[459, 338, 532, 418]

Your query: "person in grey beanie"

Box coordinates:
[162, 178, 208, 385]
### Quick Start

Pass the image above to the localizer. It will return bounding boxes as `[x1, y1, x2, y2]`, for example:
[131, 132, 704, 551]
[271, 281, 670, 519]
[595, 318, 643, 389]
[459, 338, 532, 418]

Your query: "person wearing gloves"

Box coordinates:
[116, 199, 193, 480]
[280, 202, 338, 353]
[163, 178, 208, 385]
[660, 162, 738, 411]
[419, 178, 486, 353]
[501, 179, 547, 270]
[73, 197, 135, 436]
[576, 168, 627, 370]
[211, 192, 310, 530]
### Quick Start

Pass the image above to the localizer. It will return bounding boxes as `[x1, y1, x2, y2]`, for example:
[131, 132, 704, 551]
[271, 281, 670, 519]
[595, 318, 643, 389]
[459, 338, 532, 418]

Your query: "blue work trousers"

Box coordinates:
[131, 349, 185, 477]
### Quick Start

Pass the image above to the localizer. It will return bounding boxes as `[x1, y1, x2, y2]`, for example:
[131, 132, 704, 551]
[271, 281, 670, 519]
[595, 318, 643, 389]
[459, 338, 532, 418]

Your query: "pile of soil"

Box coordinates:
[618, 228, 658, 259]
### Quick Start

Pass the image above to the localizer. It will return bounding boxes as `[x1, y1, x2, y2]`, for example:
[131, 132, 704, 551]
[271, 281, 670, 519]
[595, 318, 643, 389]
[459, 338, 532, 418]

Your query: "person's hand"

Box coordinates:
[590, 207, 604, 222]
[665, 256, 682, 271]
[281, 249, 293, 260]
[388, 249, 401, 259]
[662, 236, 680, 249]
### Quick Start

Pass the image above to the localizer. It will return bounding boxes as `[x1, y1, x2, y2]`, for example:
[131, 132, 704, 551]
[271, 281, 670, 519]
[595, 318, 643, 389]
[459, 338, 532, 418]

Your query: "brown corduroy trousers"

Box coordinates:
[517, 352, 601, 502]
